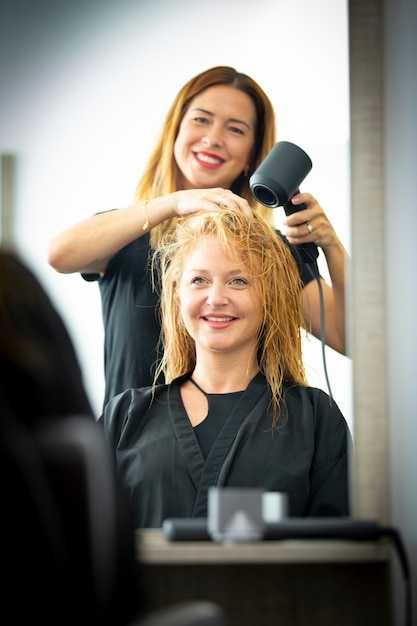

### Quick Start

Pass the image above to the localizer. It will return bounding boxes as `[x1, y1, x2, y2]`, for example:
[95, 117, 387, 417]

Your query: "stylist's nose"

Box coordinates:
[202, 127, 223, 148]
[206, 283, 228, 307]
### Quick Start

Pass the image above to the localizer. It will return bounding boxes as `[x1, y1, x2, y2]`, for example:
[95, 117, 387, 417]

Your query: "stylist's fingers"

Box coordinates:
[283, 193, 337, 249]
[174, 188, 253, 217]
[213, 189, 253, 216]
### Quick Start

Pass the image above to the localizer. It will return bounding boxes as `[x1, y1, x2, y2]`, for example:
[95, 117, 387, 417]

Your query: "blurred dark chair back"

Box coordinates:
[2, 413, 225, 626]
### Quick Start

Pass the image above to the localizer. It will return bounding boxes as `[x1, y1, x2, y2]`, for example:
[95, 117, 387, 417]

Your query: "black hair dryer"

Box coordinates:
[249, 140, 312, 210]
[249, 140, 318, 261]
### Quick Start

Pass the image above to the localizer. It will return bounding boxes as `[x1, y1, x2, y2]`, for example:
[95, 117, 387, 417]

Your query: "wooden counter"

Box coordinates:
[135, 530, 394, 626]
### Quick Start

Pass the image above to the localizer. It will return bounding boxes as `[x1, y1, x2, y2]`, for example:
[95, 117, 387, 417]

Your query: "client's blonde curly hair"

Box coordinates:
[153, 209, 308, 429]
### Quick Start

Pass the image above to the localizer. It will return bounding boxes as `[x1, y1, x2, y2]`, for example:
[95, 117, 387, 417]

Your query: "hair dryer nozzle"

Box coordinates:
[250, 141, 313, 208]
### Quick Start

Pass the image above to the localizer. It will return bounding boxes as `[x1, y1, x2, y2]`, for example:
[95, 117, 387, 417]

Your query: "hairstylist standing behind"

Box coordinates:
[48, 66, 348, 408]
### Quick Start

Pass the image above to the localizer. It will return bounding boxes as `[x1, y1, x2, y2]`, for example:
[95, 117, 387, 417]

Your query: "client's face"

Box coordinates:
[178, 235, 262, 360]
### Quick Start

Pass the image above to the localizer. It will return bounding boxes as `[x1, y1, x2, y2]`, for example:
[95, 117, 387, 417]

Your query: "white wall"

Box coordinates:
[0, 0, 351, 419]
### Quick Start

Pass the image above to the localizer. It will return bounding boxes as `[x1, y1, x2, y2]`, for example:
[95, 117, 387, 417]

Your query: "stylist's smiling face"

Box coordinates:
[174, 85, 256, 190]
[178, 235, 262, 358]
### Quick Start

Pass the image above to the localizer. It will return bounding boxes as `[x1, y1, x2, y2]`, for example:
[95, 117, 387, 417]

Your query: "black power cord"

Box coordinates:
[306, 263, 334, 401]
[291, 239, 334, 401]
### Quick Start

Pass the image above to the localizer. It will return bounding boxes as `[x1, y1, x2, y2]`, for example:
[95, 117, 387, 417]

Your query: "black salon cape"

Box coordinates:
[84, 228, 319, 408]
[99, 372, 351, 529]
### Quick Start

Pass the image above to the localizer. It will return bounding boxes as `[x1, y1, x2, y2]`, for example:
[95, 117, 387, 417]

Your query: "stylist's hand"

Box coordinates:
[282, 192, 339, 250]
[172, 188, 253, 217]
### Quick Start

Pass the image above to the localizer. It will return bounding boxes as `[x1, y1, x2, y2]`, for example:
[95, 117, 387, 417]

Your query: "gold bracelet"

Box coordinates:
[142, 200, 150, 231]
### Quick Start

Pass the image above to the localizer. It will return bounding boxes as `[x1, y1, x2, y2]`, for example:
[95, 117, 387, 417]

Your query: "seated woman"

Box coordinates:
[100, 209, 352, 529]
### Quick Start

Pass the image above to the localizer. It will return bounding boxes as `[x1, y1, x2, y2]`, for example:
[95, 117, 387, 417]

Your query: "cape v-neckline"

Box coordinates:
[189, 377, 245, 397]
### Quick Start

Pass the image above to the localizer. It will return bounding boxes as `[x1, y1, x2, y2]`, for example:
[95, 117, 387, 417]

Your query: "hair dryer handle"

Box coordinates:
[283, 190, 319, 262]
